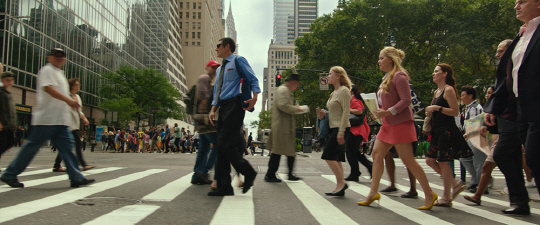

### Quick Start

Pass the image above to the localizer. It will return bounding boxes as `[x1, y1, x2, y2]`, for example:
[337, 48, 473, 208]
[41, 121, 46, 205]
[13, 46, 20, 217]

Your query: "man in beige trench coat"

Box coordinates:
[264, 73, 304, 182]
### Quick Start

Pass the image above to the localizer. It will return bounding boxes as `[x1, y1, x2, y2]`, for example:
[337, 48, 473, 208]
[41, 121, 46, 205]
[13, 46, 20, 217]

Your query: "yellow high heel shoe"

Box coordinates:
[357, 193, 380, 206]
[418, 192, 438, 210]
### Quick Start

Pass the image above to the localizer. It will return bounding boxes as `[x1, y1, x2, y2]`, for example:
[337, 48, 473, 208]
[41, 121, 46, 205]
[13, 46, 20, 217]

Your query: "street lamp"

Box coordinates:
[385, 32, 396, 47]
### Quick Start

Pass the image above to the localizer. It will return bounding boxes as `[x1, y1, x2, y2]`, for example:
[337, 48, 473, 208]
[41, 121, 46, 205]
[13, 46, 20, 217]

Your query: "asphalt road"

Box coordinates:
[1, 146, 539, 225]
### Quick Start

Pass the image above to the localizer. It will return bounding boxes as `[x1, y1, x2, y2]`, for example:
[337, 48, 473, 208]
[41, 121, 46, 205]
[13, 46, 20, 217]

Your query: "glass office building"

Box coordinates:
[1, 0, 186, 131]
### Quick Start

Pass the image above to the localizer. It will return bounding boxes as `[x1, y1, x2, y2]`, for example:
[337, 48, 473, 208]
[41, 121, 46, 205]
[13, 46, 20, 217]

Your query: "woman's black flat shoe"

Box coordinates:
[327, 184, 348, 196]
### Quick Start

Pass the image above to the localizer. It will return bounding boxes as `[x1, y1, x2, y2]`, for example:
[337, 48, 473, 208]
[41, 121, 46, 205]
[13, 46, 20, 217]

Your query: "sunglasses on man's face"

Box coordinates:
[216, 43, 224, 48]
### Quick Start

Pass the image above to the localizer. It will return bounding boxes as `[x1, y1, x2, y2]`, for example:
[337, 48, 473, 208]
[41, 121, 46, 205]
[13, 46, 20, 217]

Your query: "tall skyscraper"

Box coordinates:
[263, 0, 317, 111]
[273, 0, 294, 45]
[226, 1, 238, 55]
[179, 0, 225, 89]
[295, 0, 318, 38]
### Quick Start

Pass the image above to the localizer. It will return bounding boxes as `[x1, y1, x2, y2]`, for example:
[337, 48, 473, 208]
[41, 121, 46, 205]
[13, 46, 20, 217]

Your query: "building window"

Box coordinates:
[192, 32, 195, 38]
[197, 42, 200, 46]
[198, 22, 201, 29]
[192, 22, 196, 29]
[185, 42, 188, 45]
[186, 12, 189, 19]
[198, 12, 201, 19]
[193, 13, 196, 19]
[192, 42, 195, 45]
[186, 22, 189, 29]
[198, 2, 201, 9]
[193, 2, 196, 9]
[197, 32, 200, 39]
[186, 2, 189, 9]
[180, 2, 183, 9]
[179, 22, 182, 29]
[185, 32, 188, 38]
[179, 12, 182, 19]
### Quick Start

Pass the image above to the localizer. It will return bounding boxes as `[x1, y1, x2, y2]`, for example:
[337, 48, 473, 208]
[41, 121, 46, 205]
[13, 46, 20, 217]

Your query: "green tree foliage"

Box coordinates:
[250, 110, 272, 132]
[294, 0, 520, 127]
[99, 66, 183, 128]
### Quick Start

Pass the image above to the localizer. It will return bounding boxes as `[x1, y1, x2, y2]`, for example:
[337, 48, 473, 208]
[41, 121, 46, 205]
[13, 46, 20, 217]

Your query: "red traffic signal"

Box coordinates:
[277, 74, 281, 79]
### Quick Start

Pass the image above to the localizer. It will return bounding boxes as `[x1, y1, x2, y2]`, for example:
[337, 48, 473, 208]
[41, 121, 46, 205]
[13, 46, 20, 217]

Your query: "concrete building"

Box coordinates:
[262, 0, 317, 111]
[263, 44, 298, 111]
[179, 0, 225, 89]
[0, 0, 187, 139]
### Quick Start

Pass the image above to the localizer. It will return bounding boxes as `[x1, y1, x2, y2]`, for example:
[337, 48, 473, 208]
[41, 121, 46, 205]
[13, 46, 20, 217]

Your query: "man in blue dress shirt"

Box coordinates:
[208, 37, 260, 196]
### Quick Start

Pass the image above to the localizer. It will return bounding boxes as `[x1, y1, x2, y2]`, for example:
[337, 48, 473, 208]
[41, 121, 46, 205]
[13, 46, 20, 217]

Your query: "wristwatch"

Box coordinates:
[439, 106, 443, 112]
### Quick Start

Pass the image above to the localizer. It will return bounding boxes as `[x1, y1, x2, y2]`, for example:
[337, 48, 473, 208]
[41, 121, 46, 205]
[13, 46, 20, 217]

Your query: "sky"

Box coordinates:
[225, 0, 339, 133]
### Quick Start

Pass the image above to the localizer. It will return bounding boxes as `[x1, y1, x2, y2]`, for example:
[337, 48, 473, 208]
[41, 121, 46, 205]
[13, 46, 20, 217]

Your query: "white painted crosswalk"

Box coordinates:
[0, 166, 538, 225]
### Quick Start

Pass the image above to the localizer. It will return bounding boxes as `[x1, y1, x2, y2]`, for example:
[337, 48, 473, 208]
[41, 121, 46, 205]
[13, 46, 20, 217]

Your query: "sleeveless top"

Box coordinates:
[432, 88, 455, 128]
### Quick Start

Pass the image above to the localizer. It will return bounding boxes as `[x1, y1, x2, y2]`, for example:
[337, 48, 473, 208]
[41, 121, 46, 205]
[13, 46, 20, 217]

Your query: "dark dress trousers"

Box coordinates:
[484, 34, 530, 208]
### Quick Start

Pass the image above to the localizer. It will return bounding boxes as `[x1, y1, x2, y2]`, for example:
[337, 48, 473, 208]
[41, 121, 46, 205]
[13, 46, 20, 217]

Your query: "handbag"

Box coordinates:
[349, 109, 366, 126]
[422, 115, 433, 133]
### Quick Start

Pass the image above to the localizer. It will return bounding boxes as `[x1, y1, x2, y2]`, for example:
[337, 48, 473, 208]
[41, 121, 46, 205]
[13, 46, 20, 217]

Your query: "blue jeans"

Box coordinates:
[192, 132, 218, 180]
[1, 125, 85, 182]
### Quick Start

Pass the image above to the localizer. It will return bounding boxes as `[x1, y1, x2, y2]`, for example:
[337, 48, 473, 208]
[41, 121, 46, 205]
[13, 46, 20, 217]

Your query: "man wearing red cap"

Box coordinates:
[191, 60, 220, 185]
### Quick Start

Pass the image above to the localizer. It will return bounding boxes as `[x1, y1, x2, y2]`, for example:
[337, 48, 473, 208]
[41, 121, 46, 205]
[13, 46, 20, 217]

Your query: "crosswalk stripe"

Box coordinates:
[0, 169, 167, 223]
[210, 175, 255, 225]
[278, 173, 358, 225]
[402, 178, 540, 216]
[370, 177, 536, 225]
[322, 175, 454, 225]
[19, 168, 54, 177]
[0, 167, 125, 193]
[82, 204, 161, 225]
[141, 172, 193, 202]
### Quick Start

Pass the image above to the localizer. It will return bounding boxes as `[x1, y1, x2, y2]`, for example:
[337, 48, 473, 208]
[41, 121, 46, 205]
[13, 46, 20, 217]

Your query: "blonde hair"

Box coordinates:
[380, 47, 409, 93]
[330, 66, 352, 90]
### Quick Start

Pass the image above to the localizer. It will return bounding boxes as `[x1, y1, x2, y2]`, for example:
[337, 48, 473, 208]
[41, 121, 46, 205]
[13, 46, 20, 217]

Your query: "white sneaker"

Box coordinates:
[526, 180, 536, 188]
[503, 187, 509, 194]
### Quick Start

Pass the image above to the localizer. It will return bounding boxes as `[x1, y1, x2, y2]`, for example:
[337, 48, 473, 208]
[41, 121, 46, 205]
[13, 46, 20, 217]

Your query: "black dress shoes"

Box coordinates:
[208, 188, 234, 196]
[288, 174, 301, 181]
[344, 176, 359, 182]
[242, 171, 257, 194]
[71, 178, 96, 188]
[1, 178, 24, 188]
[380, 187, 397, 193]
[264, 176, 282, 182]
[191, 179, 212, 185]
[501, 207, 530, 215]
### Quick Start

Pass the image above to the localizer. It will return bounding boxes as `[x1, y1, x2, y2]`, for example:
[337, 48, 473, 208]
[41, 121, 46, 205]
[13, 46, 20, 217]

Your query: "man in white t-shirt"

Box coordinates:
[0, 48, 95, 188]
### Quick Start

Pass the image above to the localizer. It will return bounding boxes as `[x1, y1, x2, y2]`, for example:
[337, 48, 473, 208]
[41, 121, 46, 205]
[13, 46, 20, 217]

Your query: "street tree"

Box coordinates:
[99, 66, 183, 128]
[294, 0, 521, 127]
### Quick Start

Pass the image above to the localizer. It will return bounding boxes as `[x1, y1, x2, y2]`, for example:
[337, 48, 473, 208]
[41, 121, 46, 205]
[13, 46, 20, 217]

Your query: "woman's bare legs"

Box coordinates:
[326, 160, 345, 192]
[395, 142, 435, 206]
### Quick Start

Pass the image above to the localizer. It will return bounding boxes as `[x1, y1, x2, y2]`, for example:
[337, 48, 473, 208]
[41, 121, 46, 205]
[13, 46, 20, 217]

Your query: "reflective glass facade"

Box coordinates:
[0, 0, 186, 109]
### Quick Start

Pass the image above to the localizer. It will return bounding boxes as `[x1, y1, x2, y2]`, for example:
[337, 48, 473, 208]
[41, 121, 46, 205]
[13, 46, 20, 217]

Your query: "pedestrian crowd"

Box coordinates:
[96, 125, 198, 154]
[1, 1, 540, 217]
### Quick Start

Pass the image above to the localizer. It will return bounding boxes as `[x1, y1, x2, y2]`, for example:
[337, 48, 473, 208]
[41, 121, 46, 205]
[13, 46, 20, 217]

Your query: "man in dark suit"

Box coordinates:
[484, 0, 540, 216]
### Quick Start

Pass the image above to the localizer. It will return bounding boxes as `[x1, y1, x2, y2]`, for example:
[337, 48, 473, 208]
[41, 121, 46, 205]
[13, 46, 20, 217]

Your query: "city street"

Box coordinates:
[1, 146, 539, 225]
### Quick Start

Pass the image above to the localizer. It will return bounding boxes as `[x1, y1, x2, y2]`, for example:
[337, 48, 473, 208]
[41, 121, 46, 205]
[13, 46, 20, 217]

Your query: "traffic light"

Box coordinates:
[276, 73, 281, 86]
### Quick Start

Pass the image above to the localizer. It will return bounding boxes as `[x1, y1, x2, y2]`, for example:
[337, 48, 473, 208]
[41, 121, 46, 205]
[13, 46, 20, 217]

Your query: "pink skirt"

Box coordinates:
[377, 118, 417, 145]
